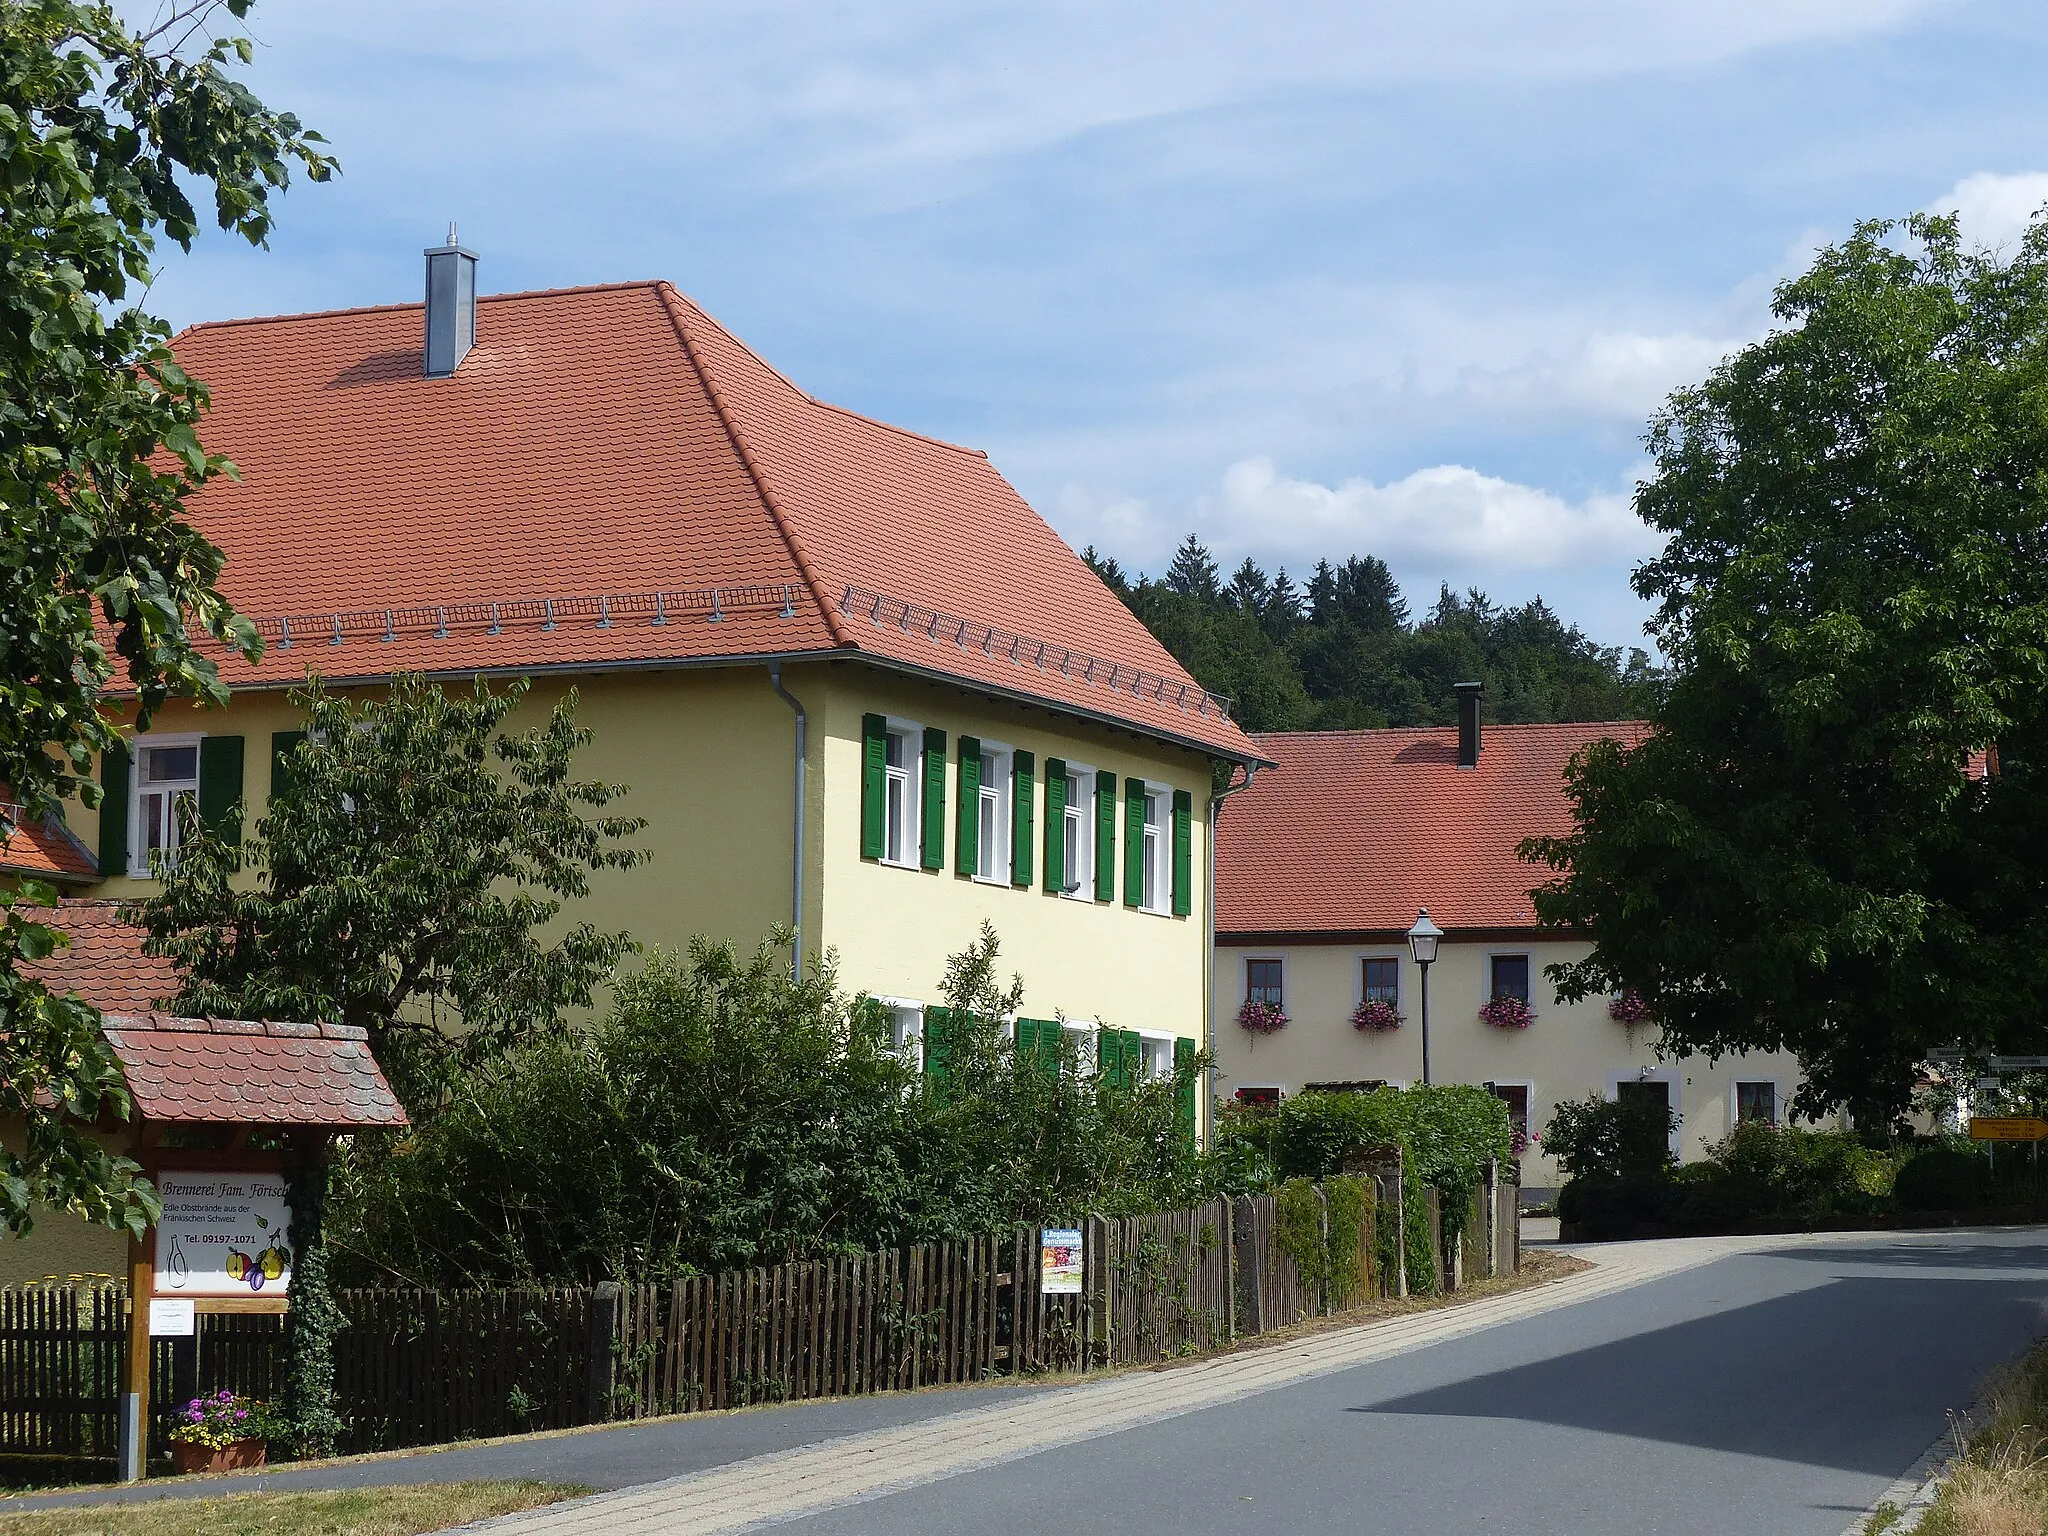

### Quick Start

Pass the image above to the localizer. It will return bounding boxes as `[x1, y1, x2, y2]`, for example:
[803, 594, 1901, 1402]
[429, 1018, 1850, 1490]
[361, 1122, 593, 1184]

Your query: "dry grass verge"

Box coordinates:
[1890, 1340, 2048, 1536]
[0, 1480, 587, 1536]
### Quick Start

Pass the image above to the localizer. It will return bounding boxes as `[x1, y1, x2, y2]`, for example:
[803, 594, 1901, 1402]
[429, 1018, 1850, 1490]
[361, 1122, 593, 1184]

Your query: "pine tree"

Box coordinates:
[1165, 536, 1222, 603]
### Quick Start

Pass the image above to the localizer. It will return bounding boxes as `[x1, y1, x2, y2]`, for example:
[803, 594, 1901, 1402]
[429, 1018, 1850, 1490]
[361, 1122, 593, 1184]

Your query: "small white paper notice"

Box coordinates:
[148, 1297, 196, 1336]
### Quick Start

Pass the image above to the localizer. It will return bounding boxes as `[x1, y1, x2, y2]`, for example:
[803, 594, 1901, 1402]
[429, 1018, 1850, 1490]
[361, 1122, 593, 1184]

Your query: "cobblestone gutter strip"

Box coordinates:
[465, 1236, 1780, 1536]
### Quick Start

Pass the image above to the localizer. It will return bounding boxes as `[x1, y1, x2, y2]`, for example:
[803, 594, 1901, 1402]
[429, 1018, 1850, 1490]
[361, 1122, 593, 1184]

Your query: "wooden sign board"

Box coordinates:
[1970, 1116, 2048, 1142]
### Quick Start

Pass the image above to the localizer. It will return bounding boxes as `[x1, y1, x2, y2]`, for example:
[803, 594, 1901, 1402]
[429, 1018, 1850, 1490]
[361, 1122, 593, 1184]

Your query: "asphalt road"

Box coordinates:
[766, 1228, 2048, 1536]
[9, 1227, 2046, 1535]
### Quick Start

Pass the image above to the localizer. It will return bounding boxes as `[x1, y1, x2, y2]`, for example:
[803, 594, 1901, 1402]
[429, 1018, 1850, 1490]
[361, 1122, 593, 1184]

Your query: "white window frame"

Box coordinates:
[1731, 1079, 1781, 1129]
[1487, 1079, 1535, 1145]
[1139, 781, 1171, 914]
[974, 742, 1013, 885]
[1356, 951, 1403, 1009]
[1607, 1067, 1683, 1158]
[880, 996, 925, 1072]
[1059, 762, 1094, 900]
[128, 733, 204, 878]
[1060, 1018, 1098, 1075]
[879, 718, 923, 870]
[1135, 1029, 1177, 1084]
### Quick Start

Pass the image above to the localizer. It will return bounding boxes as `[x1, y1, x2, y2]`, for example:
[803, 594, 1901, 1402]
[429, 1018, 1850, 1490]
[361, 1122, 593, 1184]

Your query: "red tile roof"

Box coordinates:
[163, 282, 1255, 761]
[101, 1014, 406, 1127]
[2, 807, 98, 884]
[1215, 721, 1648, 937]
[18, 901, 179, 1014]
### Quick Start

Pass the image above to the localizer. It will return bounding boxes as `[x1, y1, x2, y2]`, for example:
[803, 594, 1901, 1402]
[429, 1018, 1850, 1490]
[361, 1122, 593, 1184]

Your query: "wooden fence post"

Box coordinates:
[585, 1282, 622, 1425]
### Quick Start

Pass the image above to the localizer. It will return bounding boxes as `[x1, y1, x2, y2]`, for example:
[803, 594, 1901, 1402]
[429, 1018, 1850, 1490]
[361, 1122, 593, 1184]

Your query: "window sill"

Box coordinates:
[877, 856, 922, 872]
[970, 873, 1013, 888]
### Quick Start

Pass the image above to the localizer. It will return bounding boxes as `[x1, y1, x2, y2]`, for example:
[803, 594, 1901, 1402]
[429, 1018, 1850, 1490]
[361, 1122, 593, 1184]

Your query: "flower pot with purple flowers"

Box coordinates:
[1350, 998, 1402, 1033]
[1237, 999, 1287, 1034]
[168, 1389, 275, 1476]
[1478, 995, 1534, 1030]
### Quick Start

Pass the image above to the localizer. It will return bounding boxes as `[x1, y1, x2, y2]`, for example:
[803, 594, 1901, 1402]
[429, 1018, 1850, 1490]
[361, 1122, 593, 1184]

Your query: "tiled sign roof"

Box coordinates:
[1215, 721, 1649, 936]
[164, 282, 1256, 762]
[99, 1014, 407, 1127]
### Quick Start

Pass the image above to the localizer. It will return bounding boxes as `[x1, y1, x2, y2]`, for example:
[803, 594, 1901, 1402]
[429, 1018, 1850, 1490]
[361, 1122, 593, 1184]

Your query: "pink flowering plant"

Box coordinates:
[168, 1389, 279, 1449]
[1479, 994, 1534, 1030]
[1237, 998, 1288, 1034]
[1608, 990, 1653, 1025]
[1350, 998, 1403, 1033]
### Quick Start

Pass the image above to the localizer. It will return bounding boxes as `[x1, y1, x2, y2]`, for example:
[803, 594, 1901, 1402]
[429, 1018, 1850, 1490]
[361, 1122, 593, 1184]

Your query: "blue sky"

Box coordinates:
[144, 1, 2048, 651]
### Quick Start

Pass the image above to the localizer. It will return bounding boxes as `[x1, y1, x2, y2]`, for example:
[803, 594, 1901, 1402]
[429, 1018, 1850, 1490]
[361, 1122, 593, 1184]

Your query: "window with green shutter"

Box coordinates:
[954, 736, 982, 876]
[923, 1006, 953, 1083]
[860, 713, 888, 860]
[1171, 788, 1193, 917]
[1041, 758, 1067, 893]
[921, 727, 947, 869]
[1010, 751, 1035, 887]
[97, 741, 130, 876]
[1094, 770, 1116, 902]
[1123, 776, 1146, 907]
[1175, 1036, 1198, 1142]
[198, 735, 245, 845]
[270, 731, 307, 807]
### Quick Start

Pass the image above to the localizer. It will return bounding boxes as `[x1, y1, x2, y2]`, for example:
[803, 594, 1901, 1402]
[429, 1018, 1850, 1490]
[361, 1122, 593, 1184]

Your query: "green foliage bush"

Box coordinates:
[1893, 1146, 1992, 1212]
[1221, 1084, 1510, 1296]
[1542, 1094, 1674, 1183]
[332, 926, 1213, 1285]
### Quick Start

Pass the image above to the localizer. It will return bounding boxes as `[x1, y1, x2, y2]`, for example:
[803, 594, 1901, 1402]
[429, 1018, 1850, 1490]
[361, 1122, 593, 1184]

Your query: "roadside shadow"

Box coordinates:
[1766, 1239, 2048, 1272]
[1355, 1272, 2048, 1475]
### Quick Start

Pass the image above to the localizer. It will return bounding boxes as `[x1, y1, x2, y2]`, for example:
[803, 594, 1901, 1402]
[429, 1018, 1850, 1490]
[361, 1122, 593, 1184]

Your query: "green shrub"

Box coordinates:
[1894, 1146, 1992, 1211]
[1542, 1094, 1674, 1183]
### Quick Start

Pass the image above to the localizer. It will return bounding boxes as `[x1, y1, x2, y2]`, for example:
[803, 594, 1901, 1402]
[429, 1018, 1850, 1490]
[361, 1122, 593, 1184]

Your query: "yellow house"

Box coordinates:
[1210, 696, 1806, 1193]
[58, 242, 1262, 1135]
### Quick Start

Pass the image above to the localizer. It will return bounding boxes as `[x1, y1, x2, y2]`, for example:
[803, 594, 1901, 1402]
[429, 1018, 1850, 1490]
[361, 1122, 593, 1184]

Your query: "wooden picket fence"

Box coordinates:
[0, 1161, 1519, 1465]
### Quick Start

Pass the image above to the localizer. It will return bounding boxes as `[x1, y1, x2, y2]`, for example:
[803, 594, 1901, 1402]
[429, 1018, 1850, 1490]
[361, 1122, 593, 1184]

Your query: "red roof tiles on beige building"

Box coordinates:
[166, 282, 1255, 761]
[1216, 721, 1648, 937]
[18, 902, 178, 1014]
[2, 808, 98, 885]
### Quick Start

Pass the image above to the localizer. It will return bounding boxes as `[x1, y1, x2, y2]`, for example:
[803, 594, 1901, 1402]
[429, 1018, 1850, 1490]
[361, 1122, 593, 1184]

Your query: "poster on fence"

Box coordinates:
[154, 1171, 294, 1298]
[1040, 1228, 1083, 1294]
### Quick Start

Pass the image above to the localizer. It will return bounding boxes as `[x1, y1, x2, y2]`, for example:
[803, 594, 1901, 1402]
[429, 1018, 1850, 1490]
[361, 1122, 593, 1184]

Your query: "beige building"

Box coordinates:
[6, 244, 1263, 1283]
[1210, 697, 1804, 1193]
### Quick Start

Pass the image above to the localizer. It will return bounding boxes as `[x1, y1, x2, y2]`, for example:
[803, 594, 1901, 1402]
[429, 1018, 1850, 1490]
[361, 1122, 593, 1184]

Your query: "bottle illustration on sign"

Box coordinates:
[164, 1236, 189, 1290]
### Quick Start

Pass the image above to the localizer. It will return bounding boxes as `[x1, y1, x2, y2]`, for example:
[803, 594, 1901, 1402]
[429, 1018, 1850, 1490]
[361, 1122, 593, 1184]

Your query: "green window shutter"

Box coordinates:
[955, 736, 982, 876]
[860, 714, 888, 860]
[923, 1006, 952, 1083]
[1094, 771, 1116, 902]
[198, 735, 245, 844]
[1123, 777, 1146, 908]
[1100, 1027, 1135, 1090]
[1175, 1036, 1198, 1142]
[1011, 750, 1035, 888]
[270, 731, 307, 807]
[920, 728, 947, 870]
[1123, 1030, 1144, 1089]
[1018, 1018, 1058, 1079]
[97, 740, 131, 876]
[1042, 758, 1067, 893]
[1015, 1016, 1037, 1067]
[1171, 788, 1194, 917]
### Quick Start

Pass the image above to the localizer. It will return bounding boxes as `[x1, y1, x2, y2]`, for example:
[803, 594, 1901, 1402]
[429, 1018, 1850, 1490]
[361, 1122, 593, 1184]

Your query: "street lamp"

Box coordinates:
[1407, 908, 1444, 1087]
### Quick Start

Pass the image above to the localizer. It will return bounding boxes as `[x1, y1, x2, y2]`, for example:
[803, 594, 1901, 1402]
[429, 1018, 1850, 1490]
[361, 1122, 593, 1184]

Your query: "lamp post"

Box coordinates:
[1407, 908, 1444, 1087]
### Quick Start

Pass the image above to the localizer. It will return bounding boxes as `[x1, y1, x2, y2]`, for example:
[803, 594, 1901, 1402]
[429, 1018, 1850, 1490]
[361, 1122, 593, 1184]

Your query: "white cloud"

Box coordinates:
[1927, 171, 2048, 251]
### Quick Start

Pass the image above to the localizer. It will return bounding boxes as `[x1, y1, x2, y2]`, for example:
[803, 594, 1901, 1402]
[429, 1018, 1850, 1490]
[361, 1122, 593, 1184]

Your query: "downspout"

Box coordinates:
[768, 663, 807, 982]
[1204, 760, 1260, 1143]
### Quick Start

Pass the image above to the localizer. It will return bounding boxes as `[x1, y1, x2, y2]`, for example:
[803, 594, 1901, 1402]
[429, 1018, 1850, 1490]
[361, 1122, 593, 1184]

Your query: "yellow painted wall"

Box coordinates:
[1212, 938, 1810, 1188]
[808, 664, 1213, 1044]
[73, 657, 1217, 1073]
[0, 1122, 129, 1286]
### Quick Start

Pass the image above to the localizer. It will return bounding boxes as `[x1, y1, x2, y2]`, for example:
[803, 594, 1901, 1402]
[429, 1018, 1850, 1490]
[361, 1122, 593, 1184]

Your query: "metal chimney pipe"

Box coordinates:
[1455, 681, 1484, 768]
[423, 224, 477, 378]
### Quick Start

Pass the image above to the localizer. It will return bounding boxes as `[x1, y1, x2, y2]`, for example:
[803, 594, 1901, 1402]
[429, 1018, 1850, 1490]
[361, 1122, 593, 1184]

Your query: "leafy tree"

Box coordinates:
[133, 675, 647, 1108]
[0, 0, 332, 1237]
[1528, 213, 2048, 1128]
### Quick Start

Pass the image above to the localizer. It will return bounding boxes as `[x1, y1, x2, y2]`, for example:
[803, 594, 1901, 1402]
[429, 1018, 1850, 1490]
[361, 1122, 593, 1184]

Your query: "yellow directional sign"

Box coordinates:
[1970, 1117, 2048, 1142]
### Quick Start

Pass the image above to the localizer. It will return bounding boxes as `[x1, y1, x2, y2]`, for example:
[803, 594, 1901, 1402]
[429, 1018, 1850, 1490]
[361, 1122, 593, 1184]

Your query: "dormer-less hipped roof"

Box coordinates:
[1216, 721, 1649, 940]
[161, 282, 1259, 764]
